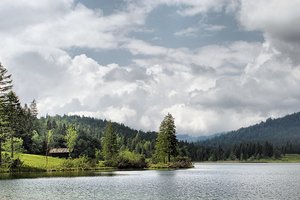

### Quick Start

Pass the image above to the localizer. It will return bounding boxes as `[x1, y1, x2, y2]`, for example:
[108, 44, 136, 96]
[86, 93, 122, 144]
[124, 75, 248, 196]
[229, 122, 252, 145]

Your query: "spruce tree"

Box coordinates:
[155, 113, 178, 163]
[29, 100, 38, 118]
[0, 63, 13, 164]
[5, 91, 22, 158]
[21, 104, 34, 152]
[20, 100, 39, 152]
[101, 121, 118, 165]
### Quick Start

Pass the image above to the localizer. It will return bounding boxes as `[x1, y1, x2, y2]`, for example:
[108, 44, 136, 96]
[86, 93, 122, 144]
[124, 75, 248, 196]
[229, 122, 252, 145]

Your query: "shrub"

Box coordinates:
[9, 158, 24, 172]
[97, 161, 106, 168]
[1, 153, 11, 168]
[61, 159, 74, 169]
[103, 159, 118, 168]
[170, 156, 193, 168]
[61, 156, 93, 170]
[73, 156, 90, 170]
[117, 150, 147, 169]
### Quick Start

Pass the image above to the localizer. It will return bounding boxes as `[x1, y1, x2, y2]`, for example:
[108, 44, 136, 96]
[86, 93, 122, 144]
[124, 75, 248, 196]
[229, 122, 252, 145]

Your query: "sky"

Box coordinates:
[1, 0, 300, 135]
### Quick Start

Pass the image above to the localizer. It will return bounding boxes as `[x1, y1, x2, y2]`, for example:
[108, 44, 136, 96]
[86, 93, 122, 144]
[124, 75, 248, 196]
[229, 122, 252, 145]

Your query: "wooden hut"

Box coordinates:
[49, 148, 69, 158]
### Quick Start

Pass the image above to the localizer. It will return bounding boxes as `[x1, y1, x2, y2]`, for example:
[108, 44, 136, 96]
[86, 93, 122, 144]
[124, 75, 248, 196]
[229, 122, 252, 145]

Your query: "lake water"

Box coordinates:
[0, 163, 299, 200]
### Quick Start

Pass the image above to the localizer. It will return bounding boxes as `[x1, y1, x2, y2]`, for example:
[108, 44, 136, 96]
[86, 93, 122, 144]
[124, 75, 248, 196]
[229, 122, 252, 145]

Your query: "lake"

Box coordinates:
[0, 163, 299, 200]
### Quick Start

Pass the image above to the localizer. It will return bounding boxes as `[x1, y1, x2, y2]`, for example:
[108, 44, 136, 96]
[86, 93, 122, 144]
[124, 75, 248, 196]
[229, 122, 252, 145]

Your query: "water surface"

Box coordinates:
[0, 163, 299, 200]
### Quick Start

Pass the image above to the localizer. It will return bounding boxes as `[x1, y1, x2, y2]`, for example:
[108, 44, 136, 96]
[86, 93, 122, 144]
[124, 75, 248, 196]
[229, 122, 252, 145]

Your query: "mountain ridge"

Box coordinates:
[199, 111, 300, 153]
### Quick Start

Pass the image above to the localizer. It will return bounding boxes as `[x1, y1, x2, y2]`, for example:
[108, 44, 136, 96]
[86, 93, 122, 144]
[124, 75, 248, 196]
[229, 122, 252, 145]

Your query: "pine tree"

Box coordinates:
[5, 91, 23, 158]
[101, 121, 118, 164]
[21, 104, 34, 152]
[154, 113, 178, 163]
[0, 63, 13, 164]
[19, 100, 39, 153]
[29, 99, 38, 118]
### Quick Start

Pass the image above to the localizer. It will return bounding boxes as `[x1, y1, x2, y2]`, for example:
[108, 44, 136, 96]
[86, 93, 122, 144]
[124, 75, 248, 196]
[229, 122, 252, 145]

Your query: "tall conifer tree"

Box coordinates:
[5, 91, 22, 158]
[155, 113, 178, 163]
[0, 63, 13, 164]
[101, 121, 118, 164]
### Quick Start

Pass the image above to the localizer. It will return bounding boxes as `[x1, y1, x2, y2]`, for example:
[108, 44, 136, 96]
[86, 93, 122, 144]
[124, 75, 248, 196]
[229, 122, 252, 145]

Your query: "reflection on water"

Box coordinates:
[0, 163, 300, 200]
[0, 170, 117, 180]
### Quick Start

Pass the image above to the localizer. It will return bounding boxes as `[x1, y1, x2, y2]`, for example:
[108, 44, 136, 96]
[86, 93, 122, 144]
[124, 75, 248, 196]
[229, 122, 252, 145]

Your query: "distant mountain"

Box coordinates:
[201, 112, 300, 151]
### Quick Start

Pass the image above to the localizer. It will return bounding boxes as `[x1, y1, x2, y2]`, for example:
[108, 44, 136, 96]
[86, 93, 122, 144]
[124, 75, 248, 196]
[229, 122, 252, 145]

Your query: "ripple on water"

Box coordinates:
[0, 163, 299, 200]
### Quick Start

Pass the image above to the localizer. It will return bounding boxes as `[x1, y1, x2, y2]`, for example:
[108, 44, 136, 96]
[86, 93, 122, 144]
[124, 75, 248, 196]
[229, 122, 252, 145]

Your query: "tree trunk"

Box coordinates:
[0, 140, 2, 166]
[168, 153, 170, 163]
[11, 136, 14, 159]
[46, 143, 48, 168]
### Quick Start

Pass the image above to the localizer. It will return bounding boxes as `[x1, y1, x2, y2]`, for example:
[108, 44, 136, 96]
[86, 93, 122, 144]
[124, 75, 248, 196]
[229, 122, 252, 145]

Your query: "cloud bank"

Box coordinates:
[1, 0, 300, 135]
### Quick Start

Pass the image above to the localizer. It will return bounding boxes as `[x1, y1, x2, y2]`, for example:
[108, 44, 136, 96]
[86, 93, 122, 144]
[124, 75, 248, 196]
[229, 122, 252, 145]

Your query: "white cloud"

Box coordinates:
[239, 0, 300, 65]
[175, 27, 199, 37]
[239, 0, 300, 37]
[1, 0, 300, 136]
[175, 23, 226, 37]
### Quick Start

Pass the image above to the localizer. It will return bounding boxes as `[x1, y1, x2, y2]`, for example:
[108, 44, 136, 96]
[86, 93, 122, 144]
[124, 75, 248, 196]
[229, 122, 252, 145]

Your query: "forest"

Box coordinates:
[0, 62, 299, 171]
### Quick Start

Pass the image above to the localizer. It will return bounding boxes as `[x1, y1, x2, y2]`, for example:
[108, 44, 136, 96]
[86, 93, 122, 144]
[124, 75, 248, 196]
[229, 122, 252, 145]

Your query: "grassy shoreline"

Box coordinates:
[0, 153, 193, 173]
[1, 153, 299, 173]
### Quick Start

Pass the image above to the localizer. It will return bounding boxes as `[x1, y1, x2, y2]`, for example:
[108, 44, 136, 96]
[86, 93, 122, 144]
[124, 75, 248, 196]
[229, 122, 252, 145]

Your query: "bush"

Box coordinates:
[170, 156, 193, 168]
[274, 149, 282, 159]
[1, 153, 11, 167]
[61, 159, 74, 169]
[73, 156, 90, 169]
[61, 156, 93, 170]
[103, 159, 118, 168]
[9, 158, 24, 172]
[97, 161, 106, 168]
[117, 150, 147, 169]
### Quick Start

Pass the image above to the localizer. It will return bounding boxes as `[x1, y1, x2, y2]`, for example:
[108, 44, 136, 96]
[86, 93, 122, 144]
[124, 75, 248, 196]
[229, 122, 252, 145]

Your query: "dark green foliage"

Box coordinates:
[8, 158, 23, 172]
[117, 150, 147, 168]
[101, 122, 119, 164]
[0, 63, 13, 165]
[180, 140, 279, 161]
[73, 130, 100, 158]
[5, 91, 23, 158]
[154, 113, 178, 163]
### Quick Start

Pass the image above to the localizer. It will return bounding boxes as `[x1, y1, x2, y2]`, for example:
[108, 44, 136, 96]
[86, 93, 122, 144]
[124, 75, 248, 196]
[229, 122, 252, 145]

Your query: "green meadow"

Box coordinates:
[1, 153, 299, 173]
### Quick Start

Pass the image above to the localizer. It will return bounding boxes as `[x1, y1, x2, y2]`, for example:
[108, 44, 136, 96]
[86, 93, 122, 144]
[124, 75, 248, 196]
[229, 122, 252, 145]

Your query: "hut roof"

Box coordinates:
[49, 148, 69, 154]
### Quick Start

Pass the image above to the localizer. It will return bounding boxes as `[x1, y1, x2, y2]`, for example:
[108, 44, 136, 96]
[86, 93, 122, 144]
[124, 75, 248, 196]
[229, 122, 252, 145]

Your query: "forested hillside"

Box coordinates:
[201, 112, 300, 152]
[35, 115, 157, 158]
[177, 112, 300, 161]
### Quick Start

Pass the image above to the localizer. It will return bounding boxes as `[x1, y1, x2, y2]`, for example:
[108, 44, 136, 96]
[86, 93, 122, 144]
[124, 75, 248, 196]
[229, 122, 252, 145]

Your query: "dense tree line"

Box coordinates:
[178, 141, 287, 161]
